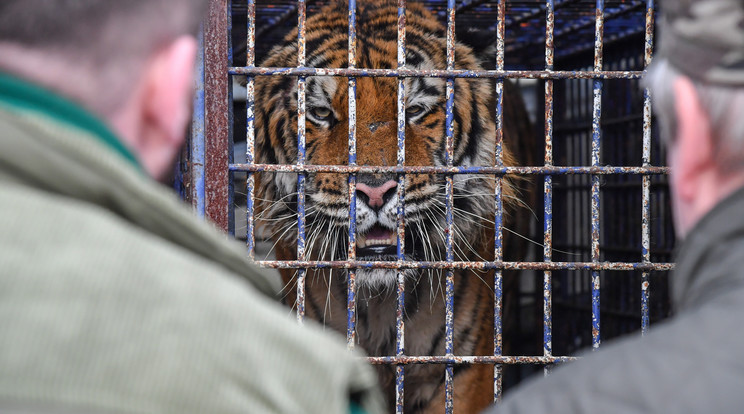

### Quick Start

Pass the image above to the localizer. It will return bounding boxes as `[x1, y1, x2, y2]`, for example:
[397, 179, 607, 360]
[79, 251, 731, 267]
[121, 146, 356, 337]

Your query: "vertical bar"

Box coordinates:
[493, 0, 505, 402]
[395, 1, 407, 412]
[590, 0, 604, 350]
[245, 0, 257, 258]
[227, 0, 235, 237]
[192, 30, 206, 219]
[347, 0, 358, 349]
[543, 0, 555, 375]
[443, 1, 456, 412]
[204, 0, 230, 231]
[641, 0, 654, 335]
[296, 0, 308, 324]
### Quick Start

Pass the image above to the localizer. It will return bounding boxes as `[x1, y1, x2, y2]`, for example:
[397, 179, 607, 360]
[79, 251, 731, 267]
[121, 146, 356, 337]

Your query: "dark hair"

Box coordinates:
[0, 0, 207, 113]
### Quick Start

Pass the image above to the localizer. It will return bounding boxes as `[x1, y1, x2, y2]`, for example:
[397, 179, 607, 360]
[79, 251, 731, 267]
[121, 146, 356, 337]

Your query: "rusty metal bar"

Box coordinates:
[229, 163, 669, 175]
[346, 0, 358, 350]
[296, 0, 308, 324]
[543, 0, 555, 377]
[192, 30, 206, 218]
[204, 0, 230, 232]
[493, 0, 506, 403]
[443, 1, 456, 411]
[254, 259, 673, 271]
[590, 0, 605, 350]
[641, 0, 654, 335]
[368, 355, 579, 365]
[396, 1, 407, 412]
[245, 0, 256, 259]
[229, 66, 645, 79]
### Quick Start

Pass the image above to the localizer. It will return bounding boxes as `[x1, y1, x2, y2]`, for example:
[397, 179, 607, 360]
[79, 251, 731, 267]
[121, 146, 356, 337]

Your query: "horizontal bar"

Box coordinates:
[229, 66, 645, 79]
[254, 260, 673, 271]
[229, 164, 668, 175]
[367, 355, 579, 365]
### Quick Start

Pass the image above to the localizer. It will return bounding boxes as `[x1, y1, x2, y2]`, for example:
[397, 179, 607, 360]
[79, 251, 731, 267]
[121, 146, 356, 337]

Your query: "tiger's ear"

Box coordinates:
[455, 27, 499, 69]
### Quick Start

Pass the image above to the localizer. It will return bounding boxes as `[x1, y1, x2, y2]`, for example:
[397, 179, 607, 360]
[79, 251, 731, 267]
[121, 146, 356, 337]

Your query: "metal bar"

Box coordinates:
[229, 66, 646, 79]
[246, 0, 256, 258]
[590, 0, 605, 350]
[296, 0, 308, 324]
[641, 0, 654, 335]
[487, 0, 579, 32]
[227, 0, 235, 237]
[254, 260, 674, 271]
[347, 0, 358, 350]
[229, 164, 669, 175]
[543, 0, 555, 376]
[204, 0, 230, 231]
[395, 1, 407, 412]
[443, 1, 456, 411]
[493, 0, 505, 403]
[191, 30, 206, 219]
[367, 355, 579, 365]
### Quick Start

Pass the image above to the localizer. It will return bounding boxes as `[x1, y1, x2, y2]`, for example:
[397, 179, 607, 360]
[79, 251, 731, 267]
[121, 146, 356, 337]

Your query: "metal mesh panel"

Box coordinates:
[185, 0, 674, 411]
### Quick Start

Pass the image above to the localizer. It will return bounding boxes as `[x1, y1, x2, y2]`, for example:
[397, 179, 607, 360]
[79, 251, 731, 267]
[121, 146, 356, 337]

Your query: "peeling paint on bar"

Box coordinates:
[296, 0, 308, 324]
[254, 259, 673, 271]
[229, 163, 669, 175]
[543, 0, 555, 377]
[396, 2, 406, 412]
[245, 0, 256, 259]
[229, 66, 644, 79]
[347, 0, 358, 350]
[590, 0, 605, 351]
[367, 355, 579, 365]
[641, 0, 655, 336]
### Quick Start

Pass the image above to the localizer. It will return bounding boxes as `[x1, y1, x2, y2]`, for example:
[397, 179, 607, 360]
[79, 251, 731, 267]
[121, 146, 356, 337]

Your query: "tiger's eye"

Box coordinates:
[310, 107, 333, 120]
[406, 105, 425, 116]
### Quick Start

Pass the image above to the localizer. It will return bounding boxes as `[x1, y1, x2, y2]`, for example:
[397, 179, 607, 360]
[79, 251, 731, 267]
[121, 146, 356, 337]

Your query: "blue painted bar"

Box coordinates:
[493, 0, 505, 402]
[245, 0, 256, 258]
[590, 0, 605, 350]
[255, 259, 673, 271]
[543, 0, 555, 374]
[443, 0, 456, 412]
[395, 1, 407, 412]
[641, 0, 654, 335]
[192, 30, 206, 219]
[346, 0, 359, 349]
[296, 0, 308, 324]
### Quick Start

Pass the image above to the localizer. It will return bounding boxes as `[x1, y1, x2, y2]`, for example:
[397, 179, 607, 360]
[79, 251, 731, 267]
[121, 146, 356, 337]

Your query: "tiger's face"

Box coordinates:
[254, 1, 516, 290]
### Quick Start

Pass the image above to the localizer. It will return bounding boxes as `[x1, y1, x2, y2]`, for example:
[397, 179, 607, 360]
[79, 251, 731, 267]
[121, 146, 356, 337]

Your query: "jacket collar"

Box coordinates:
[672, 185, 744, 310]
[0, 71, 141, 170]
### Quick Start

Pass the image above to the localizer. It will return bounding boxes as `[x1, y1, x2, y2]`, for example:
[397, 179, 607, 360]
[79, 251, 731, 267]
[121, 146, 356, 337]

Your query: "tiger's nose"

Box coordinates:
[356, 180, 398, 210]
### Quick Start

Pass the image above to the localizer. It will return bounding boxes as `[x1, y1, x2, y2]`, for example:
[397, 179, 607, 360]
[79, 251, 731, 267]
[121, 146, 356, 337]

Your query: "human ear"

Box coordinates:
[670, 76, 714, 203]
[139, 35, 198, 179]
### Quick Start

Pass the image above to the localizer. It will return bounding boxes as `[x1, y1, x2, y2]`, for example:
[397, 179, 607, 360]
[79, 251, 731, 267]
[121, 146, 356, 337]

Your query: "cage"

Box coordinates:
[177, 0, 675, 412]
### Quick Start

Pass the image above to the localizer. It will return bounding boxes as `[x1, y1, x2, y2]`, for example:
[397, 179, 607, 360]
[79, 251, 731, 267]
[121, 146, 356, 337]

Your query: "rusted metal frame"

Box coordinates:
[204, 0, 231, 232]
[395, 1, 407, 412]
[296, 0, 308, 324]
[641, 0, 654, 335]
[543, 0, 555, 377]
[245, 0, 257, 258]
[590, 0, 604, 350]
[255, 259, 674, 271]
[229, 66, 645, 79]
[229, 163, 669, 174]
[368, 355, 579, 365]
[346, 0, 358, 350]
[191, 30, 206, 218]
[443, 1, 456, 412]
[493, 0, 506, 403]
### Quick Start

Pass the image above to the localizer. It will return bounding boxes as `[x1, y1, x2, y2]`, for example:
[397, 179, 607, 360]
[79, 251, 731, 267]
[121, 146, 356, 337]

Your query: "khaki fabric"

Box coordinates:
[0, 107, 384, 414]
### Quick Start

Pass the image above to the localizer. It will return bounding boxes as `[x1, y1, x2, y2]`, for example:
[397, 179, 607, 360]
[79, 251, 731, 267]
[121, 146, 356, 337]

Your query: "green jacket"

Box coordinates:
[0, 73, 383, 414]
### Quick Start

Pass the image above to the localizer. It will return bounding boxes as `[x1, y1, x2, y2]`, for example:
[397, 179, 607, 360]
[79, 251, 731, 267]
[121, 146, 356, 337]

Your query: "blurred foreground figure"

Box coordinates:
[0, 2, 382, 413]
[484, 0, 744, 413]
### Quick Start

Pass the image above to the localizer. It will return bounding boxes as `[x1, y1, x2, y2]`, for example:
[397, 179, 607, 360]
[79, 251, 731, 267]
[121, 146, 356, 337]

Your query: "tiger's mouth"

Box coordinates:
[357, 225, 397, 257]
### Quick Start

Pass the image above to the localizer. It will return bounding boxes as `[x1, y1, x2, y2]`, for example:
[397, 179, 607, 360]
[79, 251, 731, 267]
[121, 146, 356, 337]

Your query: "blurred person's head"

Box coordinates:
[645, 0, 744, 238]
[0, 0, 207, 179]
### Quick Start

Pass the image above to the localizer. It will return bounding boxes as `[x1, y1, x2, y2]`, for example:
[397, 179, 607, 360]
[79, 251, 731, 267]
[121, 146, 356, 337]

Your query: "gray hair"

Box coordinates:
[644, 58, 744, 173]
[0, 0, 207, 115]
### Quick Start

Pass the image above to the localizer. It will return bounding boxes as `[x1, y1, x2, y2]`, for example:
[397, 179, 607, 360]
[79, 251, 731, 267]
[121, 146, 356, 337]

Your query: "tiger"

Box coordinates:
[252, 1, 534, 413]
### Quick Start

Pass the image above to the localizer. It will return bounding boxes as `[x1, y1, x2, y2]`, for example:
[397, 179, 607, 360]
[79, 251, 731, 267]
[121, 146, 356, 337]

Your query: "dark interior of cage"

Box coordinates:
[226, 0, 673, 392]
